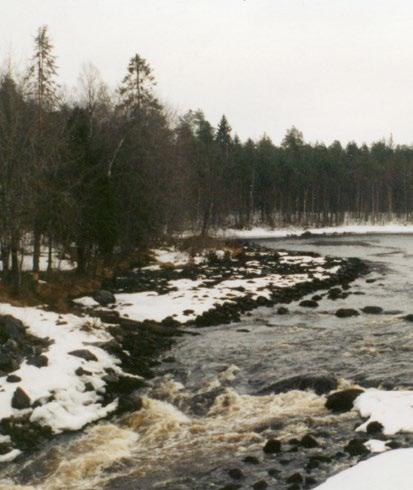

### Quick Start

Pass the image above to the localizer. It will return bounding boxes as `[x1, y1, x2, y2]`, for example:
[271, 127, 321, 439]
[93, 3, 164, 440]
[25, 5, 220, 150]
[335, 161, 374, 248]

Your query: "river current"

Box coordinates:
[1, 234, 412, 489]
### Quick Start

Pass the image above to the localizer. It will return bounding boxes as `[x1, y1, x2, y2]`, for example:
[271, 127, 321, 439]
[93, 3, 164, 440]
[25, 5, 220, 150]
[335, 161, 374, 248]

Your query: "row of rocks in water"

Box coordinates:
[216, 379, 406, 490]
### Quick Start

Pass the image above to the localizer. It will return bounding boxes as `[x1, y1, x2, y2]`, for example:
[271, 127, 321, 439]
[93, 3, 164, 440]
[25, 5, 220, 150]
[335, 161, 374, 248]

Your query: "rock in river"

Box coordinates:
[325, 388, 364, 413]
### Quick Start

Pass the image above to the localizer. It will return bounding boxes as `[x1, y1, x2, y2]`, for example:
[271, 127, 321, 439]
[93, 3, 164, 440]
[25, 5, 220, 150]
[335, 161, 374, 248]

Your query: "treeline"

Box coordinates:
[1, 26, 413, 286]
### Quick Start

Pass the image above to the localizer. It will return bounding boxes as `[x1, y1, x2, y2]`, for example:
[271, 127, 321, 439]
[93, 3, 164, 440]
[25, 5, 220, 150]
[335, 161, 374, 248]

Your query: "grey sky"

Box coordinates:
[2, 0, 413, 145]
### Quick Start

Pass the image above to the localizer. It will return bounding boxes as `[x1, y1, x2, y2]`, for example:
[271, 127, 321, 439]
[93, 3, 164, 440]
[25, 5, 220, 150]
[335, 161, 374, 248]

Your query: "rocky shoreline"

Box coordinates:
[0, 244, 368, 466]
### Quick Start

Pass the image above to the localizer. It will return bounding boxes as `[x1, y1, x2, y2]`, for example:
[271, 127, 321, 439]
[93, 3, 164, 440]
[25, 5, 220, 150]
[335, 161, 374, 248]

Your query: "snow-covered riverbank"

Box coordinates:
[216, 224, 413, 239]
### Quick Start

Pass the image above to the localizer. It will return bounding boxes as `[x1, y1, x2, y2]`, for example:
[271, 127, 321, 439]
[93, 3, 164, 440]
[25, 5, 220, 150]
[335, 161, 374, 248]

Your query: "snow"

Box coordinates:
[365, 439, 389, 453]
[355, 389, 413, 435]
[315, 449, 413, 490]
[153, 248, 191, 266]
[0, 303, 123, 460]
[0, 250, 75, 273]
[216, 224, 413, 239]
[77, 255, 339, 324]
[112, 273, 318, 323]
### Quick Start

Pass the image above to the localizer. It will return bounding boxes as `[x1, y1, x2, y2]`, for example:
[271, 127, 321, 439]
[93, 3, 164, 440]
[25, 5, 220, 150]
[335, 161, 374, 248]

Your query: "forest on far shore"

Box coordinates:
[1, 26, 413, 287]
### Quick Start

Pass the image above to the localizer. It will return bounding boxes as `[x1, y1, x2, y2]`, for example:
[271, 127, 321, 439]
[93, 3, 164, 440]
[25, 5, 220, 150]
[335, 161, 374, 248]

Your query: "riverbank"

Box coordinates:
[0, 242, 367, 465]
[215, 223, 413, 240]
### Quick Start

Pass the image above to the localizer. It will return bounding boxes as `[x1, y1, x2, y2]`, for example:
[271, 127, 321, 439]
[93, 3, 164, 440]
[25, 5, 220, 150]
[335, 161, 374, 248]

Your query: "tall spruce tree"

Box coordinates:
[25, 25, 60, 273]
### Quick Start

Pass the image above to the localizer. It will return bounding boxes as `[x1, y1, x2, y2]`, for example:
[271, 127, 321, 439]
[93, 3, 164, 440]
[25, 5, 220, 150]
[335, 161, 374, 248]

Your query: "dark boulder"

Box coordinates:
[286, 473, 303, 484]
[117, 393, 143, 413]
[335, 308, 360, 318]
[0, 352, 18, 372]
[362, 306, 383, 314]
[0, 315, 26, 343]
[243, 455, 260, 465]
[96, 310, 120, 324]
[252, 481, 268, 489]
[345, 438, 369, 456]
[277, 306, 289, 315]
[68, 349, 98, 362]
[11, 387, 31, 409]
[325, 388, 364, 413]
[227, 468, 245, 480]
[366, 421, 384, 435]
[93, 290, 116, 306]
[6, 374, 21, 383]
[263, 438, 281, 454]
[27, 355, 48, 368]
[300, 434, 319, 448]
[299, 300, 318, 308]
[259, 374, 337, 396]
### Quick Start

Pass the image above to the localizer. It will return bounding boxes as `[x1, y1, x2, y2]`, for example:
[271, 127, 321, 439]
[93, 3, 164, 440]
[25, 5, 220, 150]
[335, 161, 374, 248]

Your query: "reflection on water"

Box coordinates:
[1, 234, 413, 489]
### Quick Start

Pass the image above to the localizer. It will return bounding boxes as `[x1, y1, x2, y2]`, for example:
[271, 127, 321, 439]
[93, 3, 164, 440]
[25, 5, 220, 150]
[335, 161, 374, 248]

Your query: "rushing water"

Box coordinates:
[1, 234, 413, 490]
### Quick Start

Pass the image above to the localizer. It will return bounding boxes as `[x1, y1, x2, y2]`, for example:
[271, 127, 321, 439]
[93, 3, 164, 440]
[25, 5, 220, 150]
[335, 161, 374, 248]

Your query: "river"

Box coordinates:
[1, 234, 412, 489]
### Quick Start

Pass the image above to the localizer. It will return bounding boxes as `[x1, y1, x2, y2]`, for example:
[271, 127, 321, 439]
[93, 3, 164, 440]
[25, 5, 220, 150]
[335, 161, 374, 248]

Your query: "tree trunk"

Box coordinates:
[33, 225, 41, 273]
[1, 243, 10, 274]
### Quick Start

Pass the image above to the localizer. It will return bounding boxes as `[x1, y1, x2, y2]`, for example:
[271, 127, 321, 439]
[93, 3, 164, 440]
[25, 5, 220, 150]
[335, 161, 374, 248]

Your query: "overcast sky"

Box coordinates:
[2, 0, 413, 145]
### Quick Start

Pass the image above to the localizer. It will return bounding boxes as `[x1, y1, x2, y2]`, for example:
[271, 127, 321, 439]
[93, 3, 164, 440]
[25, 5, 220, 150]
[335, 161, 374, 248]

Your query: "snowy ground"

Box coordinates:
[0, 304, 124, 462]
[74, 247, 343, 324]
[315, 387, 413, 487]
[315, 448, 413, 489]
[215, 224, 413, 239]
[0, 250, 75, 272]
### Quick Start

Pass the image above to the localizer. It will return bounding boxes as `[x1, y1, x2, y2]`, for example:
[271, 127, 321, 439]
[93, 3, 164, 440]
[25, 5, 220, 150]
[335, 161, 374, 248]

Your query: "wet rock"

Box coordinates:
[0, 315, 26, 342]
[345, 438, 369, 456]
[27, 355, 48, 368]
[268, 468, 280, 477]
[243, 455, 260, 464]
[75, 367, 92, 376]
[6, 374, 21, 383]
[366, 421, 384, 435]
[362, 306, 384, 314]
[386, 440, 401, 449]
[117, 393, 143, 413]
[299, 300, 318, 308]
[277, 306, 289, 315]
[11, 387, 31, 409]
[236, 328, 250, 333]
[68, 349, 98, 362]
[107, 375, 146, 394]
[161, 316, 180, 328]
[403, 314, 413, 322]
[259, 374, 337, 396]
[96, 310, 120, 324]
[227, 468, 245, 480]
[0, 352, 18, 372]
[328, 287, 343, 300]
[335, 308, 360, 318]
[286, 473, 303, 484]
[325, 389, 364, 413]
[191, 388, 225, 416]
[300, 434, 319, 448]
[305, 476, 318, 486]
[252, 481, 268, 489]
[263, 438, 282, 454]
[93, 290, 116, 306]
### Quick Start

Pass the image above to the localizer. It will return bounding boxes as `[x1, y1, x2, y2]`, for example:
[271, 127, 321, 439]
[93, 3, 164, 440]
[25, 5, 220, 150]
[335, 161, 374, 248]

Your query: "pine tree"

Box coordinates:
[118, 54, 158, 118]
[26, 25, 59, 113]
[25, 25, 60, 273]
